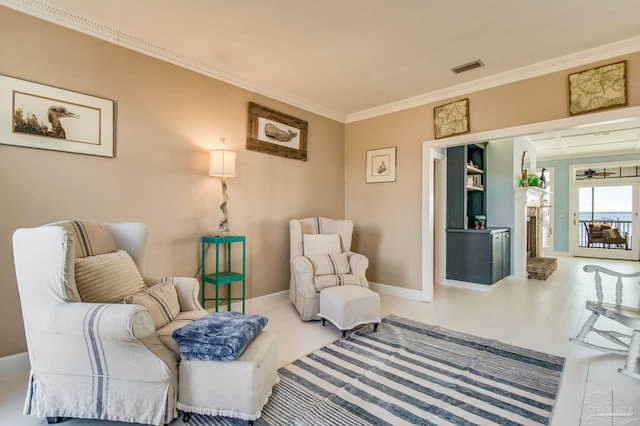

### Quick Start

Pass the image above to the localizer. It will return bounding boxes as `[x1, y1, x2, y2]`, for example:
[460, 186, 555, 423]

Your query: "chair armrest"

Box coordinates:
[347, 252, 369, 286]
[28, 302, 176, 379]
[291, 255, 316, 297]
[54, 301, 155, 339]
[144, 276, 206, 312]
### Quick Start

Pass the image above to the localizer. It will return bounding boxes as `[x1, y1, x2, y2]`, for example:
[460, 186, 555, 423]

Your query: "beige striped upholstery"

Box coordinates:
[307, 253, 350, 276]
[124, 282, 180, 329]
[75, 249, 147, 303]
[49, 220, 117, 258]
[290, 217, 370, 321]
[13, 221, 208, 425]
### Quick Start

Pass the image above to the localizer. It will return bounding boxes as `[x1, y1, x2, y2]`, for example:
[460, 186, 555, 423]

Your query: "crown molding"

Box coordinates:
[0, 0, 348, 123]
[3, 0, 639, 125]
[346, 36, 640, 123]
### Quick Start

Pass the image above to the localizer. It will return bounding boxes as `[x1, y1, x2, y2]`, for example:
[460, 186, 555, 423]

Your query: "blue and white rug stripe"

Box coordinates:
[189, 315, 564, 425]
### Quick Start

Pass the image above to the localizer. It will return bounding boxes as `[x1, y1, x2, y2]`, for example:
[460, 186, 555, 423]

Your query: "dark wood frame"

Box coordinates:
[569, 61, 627, 116]
[247, 102, 308, 161]
[434, 98, 470, 139]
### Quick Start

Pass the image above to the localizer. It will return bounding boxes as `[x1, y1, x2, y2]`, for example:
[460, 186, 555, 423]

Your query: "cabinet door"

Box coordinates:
[491, 232, 503, 284]
[502, 231, 510, 277]
[446, 146, 467, 229]
[447, 231, 494, 284]
[466, 144, 486, 228]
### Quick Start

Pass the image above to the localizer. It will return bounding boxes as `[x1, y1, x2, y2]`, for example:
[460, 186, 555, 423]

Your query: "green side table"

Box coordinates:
[201, 235, 246, 312]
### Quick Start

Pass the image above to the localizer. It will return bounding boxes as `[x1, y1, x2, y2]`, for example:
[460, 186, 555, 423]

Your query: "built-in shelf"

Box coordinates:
[447, 143, 486, 230]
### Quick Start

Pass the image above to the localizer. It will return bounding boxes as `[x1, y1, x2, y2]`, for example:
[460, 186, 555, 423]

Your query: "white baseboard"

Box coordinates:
[220, 290, 289, 313]
[440, 278, 496, 292]
[0, 352, 29, 378]
[368, 281, 422, 301]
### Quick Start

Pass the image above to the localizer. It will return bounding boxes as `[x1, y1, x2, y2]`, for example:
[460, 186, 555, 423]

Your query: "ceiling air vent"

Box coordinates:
[451, 59, 484, 74]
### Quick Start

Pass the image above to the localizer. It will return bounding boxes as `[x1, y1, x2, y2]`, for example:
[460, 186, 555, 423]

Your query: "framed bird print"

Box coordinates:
[0, 74, 114, 157]
[366, 147, 397, 183]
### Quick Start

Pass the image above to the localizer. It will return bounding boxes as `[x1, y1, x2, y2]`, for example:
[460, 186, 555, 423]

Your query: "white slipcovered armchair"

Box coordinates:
[12, 220, 207, 425]
[289, 217, 369, 321]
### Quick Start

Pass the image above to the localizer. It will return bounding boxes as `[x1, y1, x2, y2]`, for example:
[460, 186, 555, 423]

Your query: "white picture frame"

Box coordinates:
[366, 147, 396, 183]
[0, 74, 114, 157]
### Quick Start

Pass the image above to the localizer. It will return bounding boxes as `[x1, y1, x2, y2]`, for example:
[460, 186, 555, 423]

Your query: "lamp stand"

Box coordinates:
[218, 177, 230, 235]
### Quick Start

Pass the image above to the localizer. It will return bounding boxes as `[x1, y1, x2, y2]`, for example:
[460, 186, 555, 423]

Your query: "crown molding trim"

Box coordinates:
[3, 0, 639, 125]
[0, 0, 348, 123]
[346, 36, 640, 123]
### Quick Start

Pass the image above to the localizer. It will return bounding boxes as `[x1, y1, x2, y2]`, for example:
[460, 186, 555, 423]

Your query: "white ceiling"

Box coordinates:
[525, 117, 640, 160]
[3, 0, 640, 158]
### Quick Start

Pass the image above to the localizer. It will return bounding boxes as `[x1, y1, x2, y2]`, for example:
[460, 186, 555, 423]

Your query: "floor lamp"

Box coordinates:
[209, 138, 236, 235]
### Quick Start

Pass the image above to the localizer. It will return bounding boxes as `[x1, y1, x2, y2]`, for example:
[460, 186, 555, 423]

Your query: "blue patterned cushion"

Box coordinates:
[172, 311, 268, 361]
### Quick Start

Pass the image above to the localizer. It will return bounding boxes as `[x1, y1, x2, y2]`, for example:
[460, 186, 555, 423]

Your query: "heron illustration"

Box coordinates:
[46, 106, 79, 139]
[13, 105, 79, 139]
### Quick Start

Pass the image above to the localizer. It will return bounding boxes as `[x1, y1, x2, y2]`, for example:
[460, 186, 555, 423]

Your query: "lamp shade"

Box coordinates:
[208, 149, 236, 177]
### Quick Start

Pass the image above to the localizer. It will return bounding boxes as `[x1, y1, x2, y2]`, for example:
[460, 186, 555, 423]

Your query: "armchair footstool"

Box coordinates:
[177, 331, 278, 424]
[319, 286, 381, 337]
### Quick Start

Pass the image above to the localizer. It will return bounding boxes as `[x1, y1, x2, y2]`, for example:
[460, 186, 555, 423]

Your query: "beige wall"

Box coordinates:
[2, 6, 639, 358]
[0, 7, 346, 357]
[346, 53, 640, 289]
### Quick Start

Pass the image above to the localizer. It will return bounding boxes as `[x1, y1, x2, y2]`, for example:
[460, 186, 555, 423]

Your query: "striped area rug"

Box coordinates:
[187, 315, 565, 425]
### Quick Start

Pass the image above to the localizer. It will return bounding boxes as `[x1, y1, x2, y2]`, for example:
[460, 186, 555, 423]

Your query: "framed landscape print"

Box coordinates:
[247, 102, 308, 161]
[366, 147, 396, 183]
[569, 61, 627, 115]
[0, 74, 114, 157]
[434, 98, 470, 139]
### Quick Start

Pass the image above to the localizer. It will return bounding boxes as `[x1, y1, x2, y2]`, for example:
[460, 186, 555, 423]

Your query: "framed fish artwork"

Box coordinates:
[0, 74, 114, 157]
[366, 147, 396, 183]
[247, 102, 308, 161]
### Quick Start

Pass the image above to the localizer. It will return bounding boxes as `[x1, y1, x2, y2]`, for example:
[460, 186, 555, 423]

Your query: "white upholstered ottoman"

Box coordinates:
[177, 331, 278, 424]
[318, 286, 381, 337]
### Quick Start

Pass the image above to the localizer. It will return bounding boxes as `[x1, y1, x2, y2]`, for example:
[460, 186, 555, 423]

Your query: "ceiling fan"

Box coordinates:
[582, 168, 616, 179]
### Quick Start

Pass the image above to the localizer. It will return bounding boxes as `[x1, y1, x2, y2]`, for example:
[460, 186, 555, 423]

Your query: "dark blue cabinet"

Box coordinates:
[445, 143, 510, 284]
[446, 228, 510, 285]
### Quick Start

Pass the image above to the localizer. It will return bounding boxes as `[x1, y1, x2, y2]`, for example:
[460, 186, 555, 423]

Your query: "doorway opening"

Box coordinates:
[571, 162, 640, 261]
[421, 106, 640, 299]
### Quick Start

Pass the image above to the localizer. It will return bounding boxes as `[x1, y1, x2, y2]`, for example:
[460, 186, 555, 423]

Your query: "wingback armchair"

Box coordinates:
[12, 220, 207, 425]
[289, 217, 369, 321]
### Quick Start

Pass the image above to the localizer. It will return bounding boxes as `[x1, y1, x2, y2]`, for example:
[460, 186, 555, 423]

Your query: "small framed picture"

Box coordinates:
[569, 61, 627, 115]
[366, 147, 396, 183]
[434, 98, 470, 139]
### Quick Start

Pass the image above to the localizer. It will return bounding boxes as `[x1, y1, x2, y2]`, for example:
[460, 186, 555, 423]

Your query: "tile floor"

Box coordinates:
[1, 256, 639, 425]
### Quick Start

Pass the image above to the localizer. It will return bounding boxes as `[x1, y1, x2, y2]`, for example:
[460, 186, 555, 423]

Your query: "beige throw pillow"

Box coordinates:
[303, 234, 342, 256]
[75, 250, 146, 303]
[124, 282, 180, 329]
[308, 253, 350, 276]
